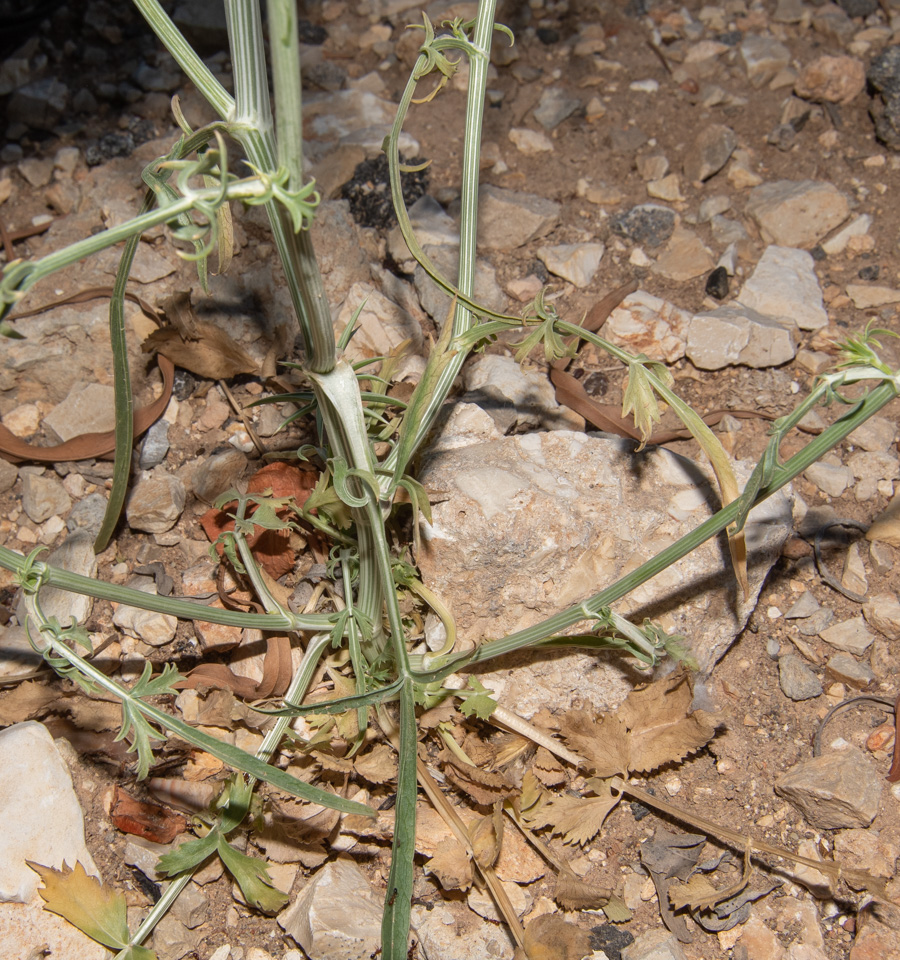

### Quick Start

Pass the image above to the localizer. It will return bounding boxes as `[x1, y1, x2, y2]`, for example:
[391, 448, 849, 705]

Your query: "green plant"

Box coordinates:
[1, 3, 899, 958]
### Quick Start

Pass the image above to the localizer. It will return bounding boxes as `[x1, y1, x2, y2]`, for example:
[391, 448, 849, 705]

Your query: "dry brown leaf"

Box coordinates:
[532, 746, 566, 787]
[530, 779, 621, 846]
[560, 670, 721, 778]
[311, 751, 354, 775]
[183, 750, 225, 781]
[470, 803, 504, 870]
[443, 755, 517, 806]
[417, 699, 458, 729]
[668, 873, 726, 912]
[63, 696, 123, 733]
[353, 743, 397, 785]
[554, 862, 613, 911]
[425, 838, 474, 891]
[343, 810, 395, 841]
[0, 681, 59, 725]
[143, 321, 258, 380]
[522, 914, 591, 960]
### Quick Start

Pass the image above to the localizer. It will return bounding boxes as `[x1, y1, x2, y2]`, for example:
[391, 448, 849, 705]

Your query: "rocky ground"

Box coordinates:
[2, 1, 900, 959]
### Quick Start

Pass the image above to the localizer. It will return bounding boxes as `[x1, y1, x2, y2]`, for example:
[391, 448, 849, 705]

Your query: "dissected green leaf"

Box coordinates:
[156, 831, 219, 877]
[458, 677, 497, 721]
[621, 356, 671, 449]
[216, 835, 289, 914]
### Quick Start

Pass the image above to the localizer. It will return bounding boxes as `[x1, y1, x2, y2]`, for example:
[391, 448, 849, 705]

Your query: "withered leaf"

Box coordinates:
[470, 803, 504, 870]
[417, 699, 458, 729]
[63, 696, 123, 733]
[519, 769, 547, 820]
[309, 750, 353, 775]
[442, 753, 516, 806]
[353, 743, 397, 785]
[554, 862, 614, 911]
[28, 861, 155, 958]
[0, 681, 59, 725]
[522, 914, 592, 960]
[560, 670, 721, 778]
[110, 786, 187, 844]
[425, 838, 474, 891]
[531, 779, 621, 846]
[668, 873, 721, 912]
[343, 810, 395, 841]
[143, 321, 258, 380]
[533, 746, 566, 787]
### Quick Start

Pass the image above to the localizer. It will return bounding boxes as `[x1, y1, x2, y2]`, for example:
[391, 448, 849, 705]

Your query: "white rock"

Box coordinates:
[21, 473, 72, 524]
[686, 305, 797, 369]
[846, 285, 900, 309]
[746, 180, 850, 248]
[412, 902, 515, 960]
[804, 461, 853, 498]
[15, 531, 97, 627]
[112, 576, 177, 646]
[821, 214, 872, 255]
[508, 127, 553, 154]
[417, 432, 792, 707]
[536, 242, 604, 288]
[277, 859, 383, 960]
[0, 624, 43, 681]
[738, 246, 828, 331]
[604, 289, 692, 364]
[476, 185, 560, 251]
[819, 616, 874, 655]
[43, 382, 116, 443]
[0, 723, 100, 903]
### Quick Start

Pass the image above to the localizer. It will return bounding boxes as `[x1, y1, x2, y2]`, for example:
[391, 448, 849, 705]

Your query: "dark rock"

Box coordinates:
[610, 204, 676, 247]
[85, 132, 135, 166]
[590, 924, 635, 960]
[533, 86, 582, 131]
[172, 0, 229, 53]
[868, 46, 900, 151]
[778, 654, 823, 701]
[303, 60, 347, 92]
[837, 0, 877, 15]
[705, 266, 730, 300]
[858, 264, 881, 280]
[7, 77, 68, 131]
[341, 153, 428, 230]
[537, 27, 560, 45]
[298, 19, 327, 45]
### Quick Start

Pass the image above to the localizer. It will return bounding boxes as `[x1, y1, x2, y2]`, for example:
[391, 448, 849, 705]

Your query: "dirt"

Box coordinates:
[1, 2, 900, 960]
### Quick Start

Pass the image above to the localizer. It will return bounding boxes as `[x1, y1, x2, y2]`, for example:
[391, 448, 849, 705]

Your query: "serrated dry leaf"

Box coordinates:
[560, 670, 721, 778]
[0, 681, 59, 725]
[62, 696, 123, 733]
[353, 743, 397, 785]
[417, 699, 458, 729]
[531, 780, 621, 846]
[144, 320, 258, 380]
[522, 914, 591, 960]
[470, 803, 504, 869]
[519, 769, 547, 819]
[554, 862, 614, 911]
[668, 873, 720, 911]
[28, 860, 155, 957]
[442, 753, 517, 806]
[532, 746, 566, 787]
[425, 838, 474, 891]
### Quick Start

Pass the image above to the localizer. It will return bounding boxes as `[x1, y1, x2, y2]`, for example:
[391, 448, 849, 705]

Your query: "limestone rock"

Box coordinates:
[462, 355, 582, 433]
[0, 624, 42, 682]
[778, 654, 823, 701]
[603, 289, 692, 364]
[412, 901, 515, 960]
[277, 859, 383, 960]
[683, 125, 736, 182]
[508, 127, 553, 154]
[126, 474, 186, 534]
[826, 654, 874, 690]
[795, 55, 866, 104]
[686, 304, 797, 369]
[21, 473, 72, 524]
[417, 432, 792, 715]
[113, 576, 177, 646]
[16, 531, 97, 627]
[532, 87, 581, 130]
[43, 382, 117, 443]
[476, 185, 560, 251]
[804, 461, 853, 498]
[862, 593, 900, 640]
[0, 723, 101, 903]
[537, 242, 604, 288]
[867, 492, 900, 547]
[846, 285, 900, 309]
[819, 616, 874, 655]
[738, 246, 828, 331]
[190, 449, 249, 504]
[776, 747, 881, 829]
[652, 227, 715, 281]
[332, 283, 423, 379]
[740, 37, 791, 87]
[622, 927, 687, 960]
[414, 245, 506, 325]
[746, 180, 850, 248]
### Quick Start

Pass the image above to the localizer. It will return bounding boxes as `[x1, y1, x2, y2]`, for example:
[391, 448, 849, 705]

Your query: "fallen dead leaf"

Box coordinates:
[425, 838, 474, 891]
[559, 669, 721, 778]
[521, 914, 591, 960]
[110, 786, 187, 844]
[353, 742, 398, 785]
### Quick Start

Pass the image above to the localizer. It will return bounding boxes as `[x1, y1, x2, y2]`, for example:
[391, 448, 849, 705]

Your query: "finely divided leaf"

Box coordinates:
[424, 839, 474, 891]
[532, 787, 620, 846]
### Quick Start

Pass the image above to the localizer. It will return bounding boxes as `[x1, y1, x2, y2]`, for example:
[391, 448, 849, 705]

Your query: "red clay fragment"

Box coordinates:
[110, 786, 187, 844]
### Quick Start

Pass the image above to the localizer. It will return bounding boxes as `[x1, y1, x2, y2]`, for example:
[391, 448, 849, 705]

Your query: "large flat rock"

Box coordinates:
[417, 430, 792, 715]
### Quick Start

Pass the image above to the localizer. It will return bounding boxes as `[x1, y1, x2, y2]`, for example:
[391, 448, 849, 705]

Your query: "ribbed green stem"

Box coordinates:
[267, 0, 305, 190]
